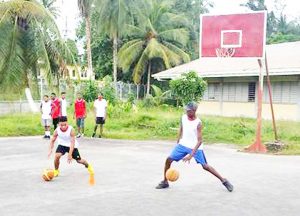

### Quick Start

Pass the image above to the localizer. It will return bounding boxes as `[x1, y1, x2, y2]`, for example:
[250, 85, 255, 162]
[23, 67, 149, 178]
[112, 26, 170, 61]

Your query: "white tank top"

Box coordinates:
[179, 114, 203, 149]
[61, 99, 67, 116]
[57, 126, 79, 148]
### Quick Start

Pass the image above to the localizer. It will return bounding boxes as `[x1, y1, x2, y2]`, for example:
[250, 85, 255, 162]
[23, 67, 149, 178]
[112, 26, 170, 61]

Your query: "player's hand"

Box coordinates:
[182, 154, 193, 163]
[67, 154, 73, 163]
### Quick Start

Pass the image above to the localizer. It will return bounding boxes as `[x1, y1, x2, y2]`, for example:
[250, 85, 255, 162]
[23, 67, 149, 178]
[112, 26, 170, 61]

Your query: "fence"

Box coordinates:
[0, 100, 40, 115]
[0, 82, 148, 115]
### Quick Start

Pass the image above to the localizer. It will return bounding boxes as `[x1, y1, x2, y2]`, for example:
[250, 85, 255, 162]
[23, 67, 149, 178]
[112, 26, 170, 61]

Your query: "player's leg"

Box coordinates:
[76, 118, 81, 138]
[92, 117, 99, 138]
[99, 117, 105, 138]
[156, 144, 188, 189]
[99, 124, 103, 138]
[54, 145, 66, 177]
[73, 149, 95, 185]
[81, 118, 85, 136]
[194, 150, 233, 192]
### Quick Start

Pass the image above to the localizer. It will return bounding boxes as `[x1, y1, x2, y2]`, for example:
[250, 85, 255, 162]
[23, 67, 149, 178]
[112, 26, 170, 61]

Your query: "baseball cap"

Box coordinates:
[185, 101, 198, 111]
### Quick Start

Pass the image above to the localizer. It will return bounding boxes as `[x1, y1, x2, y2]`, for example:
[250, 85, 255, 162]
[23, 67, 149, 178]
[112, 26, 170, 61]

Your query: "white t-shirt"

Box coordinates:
[94, 99, 107, 117]
[179, 114, 203, 149]
[61, 98, 67, 116]
[57, 125, 79, 148]
[41, 101, 52, 119]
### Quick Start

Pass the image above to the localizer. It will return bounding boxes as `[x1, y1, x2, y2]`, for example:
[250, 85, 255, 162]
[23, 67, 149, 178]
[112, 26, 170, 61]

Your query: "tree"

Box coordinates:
[39, 0, 60, 18]
[118, 0, 190, 95]
[0, 0, 71, 90]
[78, 0, 94, 80]
[242, 0, 300, 42]
[170, 71, 207, 105]
[171, 0, 212, 59]
[96, 0, 133, 83]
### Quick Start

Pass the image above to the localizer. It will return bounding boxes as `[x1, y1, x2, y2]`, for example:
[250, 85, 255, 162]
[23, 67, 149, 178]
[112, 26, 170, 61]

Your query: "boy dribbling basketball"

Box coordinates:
[47, 116, 94, 182]
[155, 101, 233, 192]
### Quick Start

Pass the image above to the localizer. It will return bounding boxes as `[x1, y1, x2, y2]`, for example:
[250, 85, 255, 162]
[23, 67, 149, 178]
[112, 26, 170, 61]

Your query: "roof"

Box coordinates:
[153, 41, 300, 80]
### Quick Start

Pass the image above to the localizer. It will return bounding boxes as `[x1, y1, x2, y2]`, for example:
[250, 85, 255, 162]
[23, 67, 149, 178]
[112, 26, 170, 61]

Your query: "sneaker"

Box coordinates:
[53, 169, 60, 177]
[155, 181, 169, 189]
[222, 179, 233, 192]
[76, 133, 81, 138]
[87, 164, 94, 175]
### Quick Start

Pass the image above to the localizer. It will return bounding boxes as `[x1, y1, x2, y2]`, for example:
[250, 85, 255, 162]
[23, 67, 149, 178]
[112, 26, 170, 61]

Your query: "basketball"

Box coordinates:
[166, 168, 179, 182]
[42, 169, 54, 181]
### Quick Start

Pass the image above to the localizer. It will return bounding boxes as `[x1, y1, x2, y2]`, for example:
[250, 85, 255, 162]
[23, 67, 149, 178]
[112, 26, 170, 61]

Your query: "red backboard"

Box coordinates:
[200, 11, 267, 58]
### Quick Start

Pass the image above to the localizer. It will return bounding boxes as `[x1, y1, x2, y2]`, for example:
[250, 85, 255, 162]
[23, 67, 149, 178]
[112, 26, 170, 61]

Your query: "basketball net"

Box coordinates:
[215, 47, 235, 57]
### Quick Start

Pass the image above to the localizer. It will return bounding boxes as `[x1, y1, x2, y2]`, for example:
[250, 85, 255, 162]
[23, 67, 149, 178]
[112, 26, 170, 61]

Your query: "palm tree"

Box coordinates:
[96, 0, 132, 83]
[78, 0, 94, 80]
[0, 0, 71, 106]
[118, 0, 190, 95]
[40, 0, 60, 18]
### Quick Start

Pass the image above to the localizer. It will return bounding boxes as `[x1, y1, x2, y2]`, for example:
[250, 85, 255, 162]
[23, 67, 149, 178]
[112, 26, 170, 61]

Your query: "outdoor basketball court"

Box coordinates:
[0, 137, 299, 216]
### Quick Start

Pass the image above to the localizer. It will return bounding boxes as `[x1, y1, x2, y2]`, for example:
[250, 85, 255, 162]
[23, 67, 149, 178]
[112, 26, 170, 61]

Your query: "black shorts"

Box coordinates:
[55, 145, 81, 160]
[53, 118, 59, 125]
[96, 117, 105, 124]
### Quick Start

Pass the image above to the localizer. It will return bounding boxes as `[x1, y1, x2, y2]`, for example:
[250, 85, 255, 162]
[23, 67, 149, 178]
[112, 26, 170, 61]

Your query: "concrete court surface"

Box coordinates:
[0, 137, 300, 216]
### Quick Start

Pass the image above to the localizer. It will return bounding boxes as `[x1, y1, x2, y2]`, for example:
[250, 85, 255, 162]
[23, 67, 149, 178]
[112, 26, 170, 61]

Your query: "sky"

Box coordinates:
[55, 0, 300, 40]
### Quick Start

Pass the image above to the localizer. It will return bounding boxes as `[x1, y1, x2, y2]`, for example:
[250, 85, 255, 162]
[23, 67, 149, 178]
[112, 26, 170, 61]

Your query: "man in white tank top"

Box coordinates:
[48, 116, 95, 184]
[156, 101, 233, 192]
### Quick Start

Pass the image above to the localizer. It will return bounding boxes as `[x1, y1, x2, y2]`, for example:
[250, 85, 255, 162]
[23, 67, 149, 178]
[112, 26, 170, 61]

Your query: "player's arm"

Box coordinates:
[48, 130, 58, 158]
[83, 100, 87, 118]
[104, 102, 107, 120]
[73, 102, 76, 119]
[176, 119, 183, 144]
[67, 129, 76, 163]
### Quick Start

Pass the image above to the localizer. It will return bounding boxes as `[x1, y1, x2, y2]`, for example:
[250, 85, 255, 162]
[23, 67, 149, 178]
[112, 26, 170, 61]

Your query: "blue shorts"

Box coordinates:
[169, 144, 207, 165]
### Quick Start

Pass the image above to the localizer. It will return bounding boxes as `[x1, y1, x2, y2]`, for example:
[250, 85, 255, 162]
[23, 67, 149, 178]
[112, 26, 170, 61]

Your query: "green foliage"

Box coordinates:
[101, 75, 117, 105]
[170, 71, 207, 105]
[82, 80, 98, 102]
[0, 0, 74, 91]
[242, 0, 300, 43]
[118, 0, 191, 87]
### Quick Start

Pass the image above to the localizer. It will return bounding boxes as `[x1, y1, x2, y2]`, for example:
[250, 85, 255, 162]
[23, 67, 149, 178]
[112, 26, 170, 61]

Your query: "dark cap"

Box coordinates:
[185, 101, 198, 111]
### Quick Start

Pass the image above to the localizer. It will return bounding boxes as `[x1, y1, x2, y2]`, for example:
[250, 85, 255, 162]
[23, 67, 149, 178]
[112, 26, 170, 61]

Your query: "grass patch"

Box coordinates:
[0, 105, 299, 154]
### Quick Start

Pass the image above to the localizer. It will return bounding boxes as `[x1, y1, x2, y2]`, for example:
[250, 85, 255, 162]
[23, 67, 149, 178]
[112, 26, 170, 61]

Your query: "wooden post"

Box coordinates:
[245, 59, 267, 153]
[265, 53, 279, 141]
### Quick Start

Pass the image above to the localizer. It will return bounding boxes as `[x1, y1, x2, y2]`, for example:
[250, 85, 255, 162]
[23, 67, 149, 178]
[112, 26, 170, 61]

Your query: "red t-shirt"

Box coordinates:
[75, 99, 86, 118]
[51, 98, 61, 119]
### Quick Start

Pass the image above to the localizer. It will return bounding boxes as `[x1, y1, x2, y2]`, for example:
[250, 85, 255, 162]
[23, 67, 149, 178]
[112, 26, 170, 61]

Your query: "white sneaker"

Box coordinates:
[76, 133, 81, 138]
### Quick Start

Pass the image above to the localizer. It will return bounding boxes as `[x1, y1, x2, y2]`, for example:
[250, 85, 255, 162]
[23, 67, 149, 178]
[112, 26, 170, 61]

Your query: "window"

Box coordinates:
[248, 82, 256, 102]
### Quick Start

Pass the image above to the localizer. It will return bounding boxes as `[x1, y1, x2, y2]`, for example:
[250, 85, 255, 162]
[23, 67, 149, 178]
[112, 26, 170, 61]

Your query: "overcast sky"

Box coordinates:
[55, 0, 300, 40]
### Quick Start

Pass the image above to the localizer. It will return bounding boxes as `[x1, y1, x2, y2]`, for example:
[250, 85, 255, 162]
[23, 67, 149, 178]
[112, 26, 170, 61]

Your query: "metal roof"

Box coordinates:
[153, 41, 300, 80]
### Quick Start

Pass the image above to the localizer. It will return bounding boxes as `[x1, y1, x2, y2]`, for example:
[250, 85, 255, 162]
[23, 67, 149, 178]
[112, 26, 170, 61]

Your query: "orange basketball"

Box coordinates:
[166, 168, 179, 182]
[42, 169, 54, 181]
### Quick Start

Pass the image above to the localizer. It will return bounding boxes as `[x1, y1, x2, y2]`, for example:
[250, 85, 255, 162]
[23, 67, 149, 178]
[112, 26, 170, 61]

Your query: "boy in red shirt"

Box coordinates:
[51, 93, 61, 130]
[74, 92, 86, 138]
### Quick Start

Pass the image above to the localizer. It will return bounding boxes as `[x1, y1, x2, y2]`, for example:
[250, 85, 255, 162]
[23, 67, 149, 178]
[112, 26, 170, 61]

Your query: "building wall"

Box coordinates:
[200, 76, 300, 121]
[198, 101, 299, 121]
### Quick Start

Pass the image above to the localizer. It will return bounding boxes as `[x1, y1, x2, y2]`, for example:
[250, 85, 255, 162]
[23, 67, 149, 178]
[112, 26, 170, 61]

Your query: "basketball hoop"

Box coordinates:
[215, 47, 235, 57]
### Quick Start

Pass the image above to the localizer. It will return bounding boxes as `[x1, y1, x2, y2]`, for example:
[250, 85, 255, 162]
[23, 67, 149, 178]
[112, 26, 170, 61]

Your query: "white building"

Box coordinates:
[153, 41, 300, 121]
